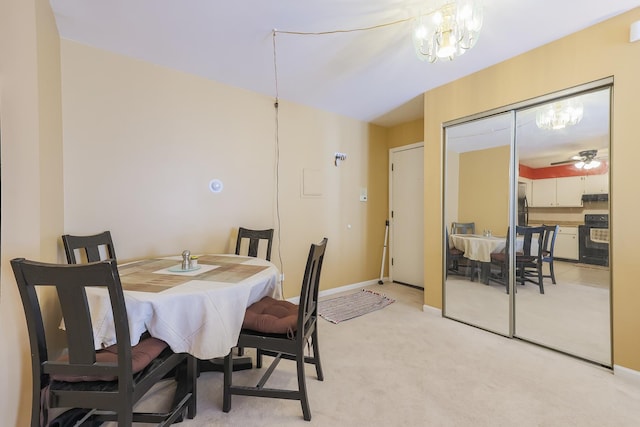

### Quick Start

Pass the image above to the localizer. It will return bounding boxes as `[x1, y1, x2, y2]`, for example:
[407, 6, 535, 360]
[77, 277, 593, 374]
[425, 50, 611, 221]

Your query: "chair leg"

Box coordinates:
[223, 353, 232, 413]
[296, 351, 311, 421]
[256, 348, 263, 369]
[311, 329, 324, 381]
[187, 355, 197, 419]
[549, 261, 556, 284]
[538, 266, 544, 294]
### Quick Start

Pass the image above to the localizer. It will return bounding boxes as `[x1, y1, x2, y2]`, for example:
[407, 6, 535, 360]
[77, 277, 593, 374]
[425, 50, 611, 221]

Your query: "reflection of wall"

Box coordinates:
[423, 8, 640, 372]
[445, 152, 460, 228]
[458, 146, 510, 236]
[520, 162, 609, 179]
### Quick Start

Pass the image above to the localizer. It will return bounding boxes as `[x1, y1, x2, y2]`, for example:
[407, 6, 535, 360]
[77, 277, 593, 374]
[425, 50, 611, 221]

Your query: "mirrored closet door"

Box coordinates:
[443, 112, 512, 336]
[514, 88, 611, 366]
[443, 80, 612, 366]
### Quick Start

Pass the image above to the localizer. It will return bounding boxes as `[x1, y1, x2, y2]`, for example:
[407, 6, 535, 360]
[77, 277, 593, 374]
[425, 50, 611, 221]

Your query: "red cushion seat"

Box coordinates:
[242, 296, 298, 334]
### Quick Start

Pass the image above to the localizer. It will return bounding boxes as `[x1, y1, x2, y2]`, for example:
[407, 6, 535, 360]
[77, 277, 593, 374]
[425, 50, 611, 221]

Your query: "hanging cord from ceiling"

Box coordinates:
[270, 17, 411, 295]
[272, 31, 284, 297]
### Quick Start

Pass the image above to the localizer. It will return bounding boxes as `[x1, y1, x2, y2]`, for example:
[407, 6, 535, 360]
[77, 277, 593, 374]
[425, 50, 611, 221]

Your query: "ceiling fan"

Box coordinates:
[550, 149, 602, 169]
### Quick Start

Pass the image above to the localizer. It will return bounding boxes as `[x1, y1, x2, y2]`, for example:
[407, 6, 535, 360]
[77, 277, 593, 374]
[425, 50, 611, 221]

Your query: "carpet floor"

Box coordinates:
[115, 282, 640, 426]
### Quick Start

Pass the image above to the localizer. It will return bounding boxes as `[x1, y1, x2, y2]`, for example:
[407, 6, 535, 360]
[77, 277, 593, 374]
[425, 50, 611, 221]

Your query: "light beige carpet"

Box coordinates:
[119, 282, 640, 426]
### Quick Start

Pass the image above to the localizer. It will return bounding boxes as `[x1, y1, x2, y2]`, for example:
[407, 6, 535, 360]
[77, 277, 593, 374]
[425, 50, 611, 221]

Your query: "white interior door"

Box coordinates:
[390, 144, 424, 288]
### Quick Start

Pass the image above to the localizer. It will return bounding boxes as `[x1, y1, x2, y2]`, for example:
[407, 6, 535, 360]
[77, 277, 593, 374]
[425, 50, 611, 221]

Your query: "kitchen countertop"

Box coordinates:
[528, 221, 584, 227]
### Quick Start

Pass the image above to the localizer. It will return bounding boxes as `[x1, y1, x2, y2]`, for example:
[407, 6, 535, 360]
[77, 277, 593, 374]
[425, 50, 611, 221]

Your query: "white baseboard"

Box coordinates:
[288, 278, 387, 304]
[614, 364, 640, 383]
[422, 304, 442, 314]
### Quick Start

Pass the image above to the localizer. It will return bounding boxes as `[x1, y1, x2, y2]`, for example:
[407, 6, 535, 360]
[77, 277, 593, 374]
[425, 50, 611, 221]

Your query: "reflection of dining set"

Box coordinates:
[11, 228, 328, 425]
[447, 221, 559, 294]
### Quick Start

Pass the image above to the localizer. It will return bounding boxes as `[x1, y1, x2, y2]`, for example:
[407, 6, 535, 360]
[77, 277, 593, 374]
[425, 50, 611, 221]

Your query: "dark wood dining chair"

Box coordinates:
[445, 227, 467, 278]
[235, 227, 274, 261]
[223, 238, 327, 421]
[449, 223, 477, 278]
[10, 258, 197, 427]
[517, 226, 546, 293]
[451, 222, 475, 235]
[489, 226, 546, 294]
[62, 231, 116, 264]
[541, 224, 560, 284]
[233, 227, 275, 359]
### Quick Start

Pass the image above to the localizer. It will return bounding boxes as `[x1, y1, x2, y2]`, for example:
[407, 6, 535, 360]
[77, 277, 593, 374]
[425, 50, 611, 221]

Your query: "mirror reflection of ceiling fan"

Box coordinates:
[550, 149, 604, 169]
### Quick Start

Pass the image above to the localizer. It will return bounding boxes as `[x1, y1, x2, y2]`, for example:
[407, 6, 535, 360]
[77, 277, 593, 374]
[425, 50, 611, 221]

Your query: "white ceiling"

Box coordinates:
[49, 1, 639, 127]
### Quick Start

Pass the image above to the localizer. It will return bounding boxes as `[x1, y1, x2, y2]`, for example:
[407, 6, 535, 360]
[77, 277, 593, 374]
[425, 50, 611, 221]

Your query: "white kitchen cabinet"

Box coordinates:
[554, 226, 579, 260]
[556, 176, 584, 206]
[531, 177, 583, 207]
[583, 174, 609, 194]
[531, 178, 556, 207]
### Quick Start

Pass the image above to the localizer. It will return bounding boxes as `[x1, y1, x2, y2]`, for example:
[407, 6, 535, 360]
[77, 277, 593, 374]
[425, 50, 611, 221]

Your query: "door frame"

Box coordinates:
[389, 142, 424, 287]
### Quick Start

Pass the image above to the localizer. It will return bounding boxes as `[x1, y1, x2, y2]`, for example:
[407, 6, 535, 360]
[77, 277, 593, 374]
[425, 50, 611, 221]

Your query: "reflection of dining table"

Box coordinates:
[450, 234, 506, 263]
[450, 234, 537, 283]
[84, 254, 281, 360]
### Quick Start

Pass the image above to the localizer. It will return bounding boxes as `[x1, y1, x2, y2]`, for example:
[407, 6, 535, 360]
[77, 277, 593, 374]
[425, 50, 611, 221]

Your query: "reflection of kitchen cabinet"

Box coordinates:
[583, 174, 608, 194]
[531, 177, 583, 207]
[554, 226, 579, 260]
[556, 176, 584, 206]
[531, 178, 555, 207]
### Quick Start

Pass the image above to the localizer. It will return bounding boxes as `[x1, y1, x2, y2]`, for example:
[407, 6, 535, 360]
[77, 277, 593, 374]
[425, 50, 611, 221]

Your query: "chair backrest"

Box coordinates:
[542, 224, 559, 257]
[235, 227, 274, 261]
[516, 225, 545, 260]
[297, 238, 328, 338]
[452, 222, 475, 235]
[62, 231, 116, 264]
[10, 258, 133, 424]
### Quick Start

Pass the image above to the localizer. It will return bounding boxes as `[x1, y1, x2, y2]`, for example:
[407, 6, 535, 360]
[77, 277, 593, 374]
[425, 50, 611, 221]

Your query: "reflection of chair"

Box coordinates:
[445, 228, 466, 278]
[451, 222, 475, 235]
[235, 227, 274, 261]
[489, 226, 546, 294]
[518, 226, 546, 294]
[449, 223, 476, 278]
[541, 224, 559, 284]
[223, 238, 327, 421]
[62, 231, 116, 263]
[11, 258, 197, 427]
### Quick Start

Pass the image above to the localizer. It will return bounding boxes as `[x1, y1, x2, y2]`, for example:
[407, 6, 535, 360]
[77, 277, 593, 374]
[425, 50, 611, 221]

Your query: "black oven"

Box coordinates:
[579, 214, 609, 266]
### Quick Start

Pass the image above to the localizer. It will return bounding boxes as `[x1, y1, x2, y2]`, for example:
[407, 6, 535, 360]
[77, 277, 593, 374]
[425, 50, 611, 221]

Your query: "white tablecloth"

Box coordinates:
[450, 234, 505, 263]
[450, 234, 535, 263]
[81, 254, 281, 359]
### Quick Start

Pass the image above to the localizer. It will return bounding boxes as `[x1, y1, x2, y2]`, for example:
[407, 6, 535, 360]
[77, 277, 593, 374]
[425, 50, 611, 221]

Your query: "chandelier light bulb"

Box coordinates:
[536, 99, 584, 131]
[412, 0, 483, 63]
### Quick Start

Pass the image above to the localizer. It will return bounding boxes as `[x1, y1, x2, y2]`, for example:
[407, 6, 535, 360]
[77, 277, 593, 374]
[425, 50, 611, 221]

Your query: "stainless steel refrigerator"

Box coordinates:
[518, 182, 528, 226]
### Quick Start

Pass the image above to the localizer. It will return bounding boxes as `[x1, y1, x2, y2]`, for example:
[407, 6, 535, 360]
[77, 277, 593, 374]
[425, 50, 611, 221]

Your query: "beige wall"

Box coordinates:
[424, 8, 640, 370]
[458, 145, 510, 237]
[0, 0, 64, 424]
[60, 40, 385, 298]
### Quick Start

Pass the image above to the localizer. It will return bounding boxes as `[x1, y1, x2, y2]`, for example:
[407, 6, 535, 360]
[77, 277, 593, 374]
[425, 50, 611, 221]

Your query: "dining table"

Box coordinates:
[82, 254, 281, 361]
[449, 234, 536, 284]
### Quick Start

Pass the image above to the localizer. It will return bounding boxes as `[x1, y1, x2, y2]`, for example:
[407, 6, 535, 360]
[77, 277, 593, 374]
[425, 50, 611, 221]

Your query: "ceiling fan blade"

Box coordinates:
[550, 159, 578, 166]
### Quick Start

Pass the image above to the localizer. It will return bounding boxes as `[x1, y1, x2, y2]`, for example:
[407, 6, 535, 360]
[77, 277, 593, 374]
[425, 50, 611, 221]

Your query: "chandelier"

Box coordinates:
[536, 99, 584, 130]
[412, 0, 484, 63]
